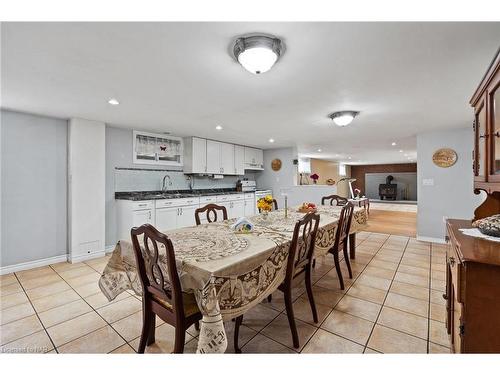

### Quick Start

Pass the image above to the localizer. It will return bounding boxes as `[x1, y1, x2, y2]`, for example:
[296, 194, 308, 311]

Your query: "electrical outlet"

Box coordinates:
[422, 178, 434, 186]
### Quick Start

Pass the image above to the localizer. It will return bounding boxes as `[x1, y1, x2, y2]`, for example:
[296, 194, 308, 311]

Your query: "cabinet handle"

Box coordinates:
[445, 235, 450, 243]
[479, 134, 488, 139]
[494, 132, 500, 138]
[138, 203, 147, 207]
[449, 256, 455, 267]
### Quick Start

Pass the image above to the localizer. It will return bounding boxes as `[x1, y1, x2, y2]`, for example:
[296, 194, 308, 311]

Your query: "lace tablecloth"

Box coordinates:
[98, 206, 367, 353]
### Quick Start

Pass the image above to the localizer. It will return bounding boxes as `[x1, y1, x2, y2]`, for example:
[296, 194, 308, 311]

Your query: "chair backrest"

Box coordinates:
[285, 212, 320, 283]
[130, 224, 183, 316]
[195, 204, 228, 225]
[258, 199, 279, 213]
[333, 202, 354, 249]
[321, 194, 348, 206]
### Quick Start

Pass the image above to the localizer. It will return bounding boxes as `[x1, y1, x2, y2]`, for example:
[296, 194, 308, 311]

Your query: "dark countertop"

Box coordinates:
[115, 188, 251, 201]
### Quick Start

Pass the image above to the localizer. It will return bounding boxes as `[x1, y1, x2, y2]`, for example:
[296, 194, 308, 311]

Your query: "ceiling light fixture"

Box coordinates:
[317, 148, 322, 152]
[233, 34, 284, 74]
[391, 142, 397, 146]
[215, 125, 223, 130]
[108, 98, 119, 106]
[269, 138, 275, 143]
[399, 149, 403, 153]
[348, 156, 352, 160]
[329, 111, 360, 127]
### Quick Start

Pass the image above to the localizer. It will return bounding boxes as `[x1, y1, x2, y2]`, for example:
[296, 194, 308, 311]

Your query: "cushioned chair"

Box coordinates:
[329, 202, 355, 290]
[321, 194, 348, 206]
[131, 224, 202, 353]
[194, 203, 228, 225]
[234, 212, 320, 351]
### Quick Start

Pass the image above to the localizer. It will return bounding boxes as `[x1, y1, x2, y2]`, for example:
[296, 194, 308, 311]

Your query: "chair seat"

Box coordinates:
[152, 292, 200, 318]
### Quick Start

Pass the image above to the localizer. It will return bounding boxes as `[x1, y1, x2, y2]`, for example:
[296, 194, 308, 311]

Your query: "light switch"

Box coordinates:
[422, 178, 434, 186]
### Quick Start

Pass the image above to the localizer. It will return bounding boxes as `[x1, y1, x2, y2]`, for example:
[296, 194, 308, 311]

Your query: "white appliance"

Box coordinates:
[238, 180, 257, 192]
[255, 189, 273, 211]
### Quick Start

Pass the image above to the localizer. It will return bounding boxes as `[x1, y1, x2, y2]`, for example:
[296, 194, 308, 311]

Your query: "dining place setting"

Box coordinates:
[98, 194, 368, 354]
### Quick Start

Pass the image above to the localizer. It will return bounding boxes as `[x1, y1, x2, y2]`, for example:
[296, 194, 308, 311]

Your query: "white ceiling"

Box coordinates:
[2, 22, 499, 164]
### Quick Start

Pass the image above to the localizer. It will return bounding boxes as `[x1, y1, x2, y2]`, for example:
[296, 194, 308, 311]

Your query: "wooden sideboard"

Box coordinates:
[445, 219, 500, 353]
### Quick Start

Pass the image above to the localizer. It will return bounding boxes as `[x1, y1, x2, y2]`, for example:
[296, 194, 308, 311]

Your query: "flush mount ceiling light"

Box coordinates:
[268, 138, 275, 143]
[108, 98, 119, 106]
[329, 111, 360, 127]
[317, 148, 322, 152]
[391, 142, 397, 146]
[233, 34, 284, 74]
[215, 125, 223, 130]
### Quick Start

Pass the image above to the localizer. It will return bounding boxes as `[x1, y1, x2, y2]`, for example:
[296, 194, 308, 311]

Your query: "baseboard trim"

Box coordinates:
[0, 254, 68, 276]
[105, 245, 115, 254]
[68, 251, 106, 264]
[416, 235, 446, 244]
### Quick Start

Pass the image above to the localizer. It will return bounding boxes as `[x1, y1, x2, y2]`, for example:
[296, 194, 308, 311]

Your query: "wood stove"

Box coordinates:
[379, 175, 397, 200]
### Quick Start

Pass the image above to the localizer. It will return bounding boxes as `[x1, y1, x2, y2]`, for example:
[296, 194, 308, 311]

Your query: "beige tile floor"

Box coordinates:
[0, 231, 450, 354]
[369, 203, 418, 213]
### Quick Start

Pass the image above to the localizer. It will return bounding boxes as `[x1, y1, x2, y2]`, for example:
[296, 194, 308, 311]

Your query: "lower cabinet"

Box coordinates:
[155, 206, 178, 232]
[244, 198, 255, 217]
[228, 200, 245, 219]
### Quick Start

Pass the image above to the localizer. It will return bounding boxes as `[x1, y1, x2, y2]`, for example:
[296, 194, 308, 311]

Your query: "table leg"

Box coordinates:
[349, 233, 356, 259]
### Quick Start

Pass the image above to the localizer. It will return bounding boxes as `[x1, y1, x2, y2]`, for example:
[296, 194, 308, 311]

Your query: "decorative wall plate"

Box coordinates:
[432, 148, 457, 168]
[271, 158, 282, 171]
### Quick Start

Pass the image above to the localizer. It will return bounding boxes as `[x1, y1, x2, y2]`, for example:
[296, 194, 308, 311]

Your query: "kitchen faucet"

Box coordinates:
[161, 174, 172, 191]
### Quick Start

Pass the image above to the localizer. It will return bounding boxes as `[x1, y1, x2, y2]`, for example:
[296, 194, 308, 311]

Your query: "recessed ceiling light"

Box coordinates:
[233, 35, 284, 74]
[348, 156, 352, 160]
[329, 111, 360, 127]
[399, 149, 403, 153]
[391, 142, 397, 146]
[268, 138, 275, 143]
[215, 125, 223, 130]
[317, 148, 322, 152]
[108, 98, 119, 106]
[404, 154, 408, 157]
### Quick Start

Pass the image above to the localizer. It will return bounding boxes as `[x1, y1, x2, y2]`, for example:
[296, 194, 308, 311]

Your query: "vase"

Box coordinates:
[261, 210, 270, 220]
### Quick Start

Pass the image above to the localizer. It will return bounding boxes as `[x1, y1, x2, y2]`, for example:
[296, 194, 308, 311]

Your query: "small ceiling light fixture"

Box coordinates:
[317, 148, 322, 152]
[108, 98, 119, 106]
[233, 34, 284, 74]
[348, 156, 352, 160]
[268, 138, 275, 143]
[399, 149, 403, 153]
[391, 142, 397, 146]
[329, 111, 360, 127]
[215, 125, 223, 130]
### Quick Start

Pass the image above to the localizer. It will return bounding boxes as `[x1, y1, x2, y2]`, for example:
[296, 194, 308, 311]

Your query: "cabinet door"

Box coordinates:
[220, 142, 235, 175]
[177, 205, 198, 228]
[254, 148, 264, 168]
[206, 140, 221, 174]
[192, 137, 207, 173]
[475, 100, 487, 180]
[155, 207, 178, 231]
[489, 80, 500, 178]
[132, 209, 154, 227]
[230, 200, 245, 219]
[234, 145, 245, 175]
[244, 199, 255, 217]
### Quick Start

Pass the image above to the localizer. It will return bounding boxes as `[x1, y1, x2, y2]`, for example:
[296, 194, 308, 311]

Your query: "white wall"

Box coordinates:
[68, 118, 106, 261]
[1, 110, 68, 270]
[417, 127, 484, 242]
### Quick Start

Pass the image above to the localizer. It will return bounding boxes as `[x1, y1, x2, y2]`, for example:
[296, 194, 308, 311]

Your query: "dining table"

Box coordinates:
[98, 205, 368, 353]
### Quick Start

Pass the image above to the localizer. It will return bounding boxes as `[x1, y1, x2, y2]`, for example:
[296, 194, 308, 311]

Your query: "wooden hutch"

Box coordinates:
[444, 48, 500, 353]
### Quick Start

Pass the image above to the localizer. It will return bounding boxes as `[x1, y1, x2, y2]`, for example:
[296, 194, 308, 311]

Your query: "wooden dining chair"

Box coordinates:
[329, 202, 355, 290]
[257, 199, 279, 213]
[321, 194, 348, 206]
[131, 224, 202, 353]
[194, 203, 228, 225]
[234, 212, 320, 351]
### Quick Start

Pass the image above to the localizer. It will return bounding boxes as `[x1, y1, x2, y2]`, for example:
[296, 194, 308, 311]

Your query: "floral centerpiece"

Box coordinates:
[354, 188, 361, 199]
[257, 195, 274, 219]
[310, 173, 319, 184]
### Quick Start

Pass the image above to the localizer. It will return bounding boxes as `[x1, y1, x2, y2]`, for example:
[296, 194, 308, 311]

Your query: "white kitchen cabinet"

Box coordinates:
[234, 145, 245, 175]
[229, 200, 245, 219]
[133, 131, 183, 167]
[220, 142, 235, 175]
[116, 200, 155, 241]
[183, 137, 207, 174]
[244, 147, 264, 170]
[206, 140, 222, 174]
[155, 206, 178, 232]
[244, 195, 256, 217]
[177, 205, 198, 228]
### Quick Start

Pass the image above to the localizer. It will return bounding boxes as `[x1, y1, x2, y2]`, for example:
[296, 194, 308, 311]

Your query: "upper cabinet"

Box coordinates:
[183, 137, 263, 175]
[133, 131, 183, 167]
[244, 147, 264, 170]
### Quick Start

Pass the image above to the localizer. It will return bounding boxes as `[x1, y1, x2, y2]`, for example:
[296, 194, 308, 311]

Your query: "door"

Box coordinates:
[206, 140, 221, 174]
[155, 207, 178, 231]
[192, 137, 207, 173]
[235, 145, 245, 175]
[244, 199, 255, 217]
[220, 142, 235, 175]
[177, 205, 198, 228]
[132, 209, 154, 227]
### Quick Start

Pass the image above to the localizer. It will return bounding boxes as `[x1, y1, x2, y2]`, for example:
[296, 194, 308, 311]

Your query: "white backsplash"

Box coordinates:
[114, 168, 256, 192]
